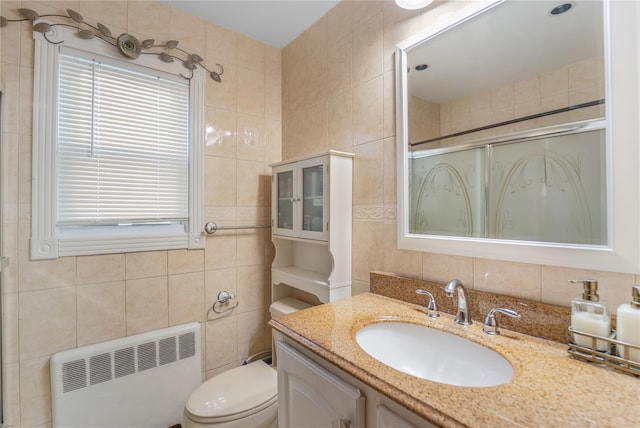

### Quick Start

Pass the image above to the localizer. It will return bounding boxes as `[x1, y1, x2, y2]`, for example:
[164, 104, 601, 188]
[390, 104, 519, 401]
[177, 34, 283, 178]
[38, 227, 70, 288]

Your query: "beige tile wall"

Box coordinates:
[408, 95, 439, 144]
[410, 56, 605, 149]
[281, 0, 638, 333]
[0, 1, 280, 426]
[439, 56, 605, 146]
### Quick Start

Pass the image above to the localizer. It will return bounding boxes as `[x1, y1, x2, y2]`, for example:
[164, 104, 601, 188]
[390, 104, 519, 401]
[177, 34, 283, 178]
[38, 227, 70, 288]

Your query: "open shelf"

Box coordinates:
[272, 266, 330, 299]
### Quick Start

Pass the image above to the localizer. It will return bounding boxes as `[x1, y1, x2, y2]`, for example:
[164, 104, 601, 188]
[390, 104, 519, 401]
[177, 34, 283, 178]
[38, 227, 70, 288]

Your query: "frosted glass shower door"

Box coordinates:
[409, 148, 485, 237]
[487, 129, 606, 245]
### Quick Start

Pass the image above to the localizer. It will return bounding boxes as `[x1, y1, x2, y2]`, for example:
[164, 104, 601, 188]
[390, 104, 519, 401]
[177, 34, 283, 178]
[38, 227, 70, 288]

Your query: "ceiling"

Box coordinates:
[161, 0, 340, 48]
[407, 0, 604, 103]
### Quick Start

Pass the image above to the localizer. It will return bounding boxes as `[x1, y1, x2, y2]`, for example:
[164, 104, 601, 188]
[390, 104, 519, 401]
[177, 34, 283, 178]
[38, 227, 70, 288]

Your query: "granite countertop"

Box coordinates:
[269, 292, 640, 427]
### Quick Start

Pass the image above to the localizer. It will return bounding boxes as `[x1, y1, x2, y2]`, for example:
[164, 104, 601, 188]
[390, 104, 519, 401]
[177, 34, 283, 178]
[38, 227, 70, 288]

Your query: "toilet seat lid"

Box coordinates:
[186, 360, 277, 422]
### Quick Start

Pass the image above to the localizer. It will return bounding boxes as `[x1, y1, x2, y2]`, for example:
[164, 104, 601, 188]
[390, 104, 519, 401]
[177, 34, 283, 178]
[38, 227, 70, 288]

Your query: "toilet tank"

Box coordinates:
[270, 297, 312, 318]
[270, 298, 313, 366]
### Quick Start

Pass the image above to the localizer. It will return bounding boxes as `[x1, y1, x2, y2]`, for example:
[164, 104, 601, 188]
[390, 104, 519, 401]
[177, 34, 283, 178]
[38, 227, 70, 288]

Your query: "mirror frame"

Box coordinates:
[396, 0, 640, 274]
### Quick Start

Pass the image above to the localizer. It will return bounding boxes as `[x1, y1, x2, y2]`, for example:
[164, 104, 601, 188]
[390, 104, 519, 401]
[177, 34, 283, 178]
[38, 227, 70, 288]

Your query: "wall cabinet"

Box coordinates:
[275, 338, 435, 428]
[272, 156, 328, 241]
[270, 151, 353, 303]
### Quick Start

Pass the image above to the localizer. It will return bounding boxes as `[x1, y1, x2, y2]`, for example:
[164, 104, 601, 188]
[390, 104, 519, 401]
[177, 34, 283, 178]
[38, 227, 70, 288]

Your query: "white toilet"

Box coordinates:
[182, 297, 312, 428]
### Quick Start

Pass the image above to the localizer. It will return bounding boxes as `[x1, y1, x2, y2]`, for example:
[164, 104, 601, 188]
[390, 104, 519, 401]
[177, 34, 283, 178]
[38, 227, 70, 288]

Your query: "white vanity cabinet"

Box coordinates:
[375, 405, 416, 428]
[275, 338, 435, 428]
[270, 151, 353, 303]
[277, 341, 365, 428]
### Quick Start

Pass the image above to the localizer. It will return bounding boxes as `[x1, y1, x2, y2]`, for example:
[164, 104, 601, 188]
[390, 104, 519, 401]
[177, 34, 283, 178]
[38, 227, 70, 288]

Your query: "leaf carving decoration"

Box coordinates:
[210, 71, 221, 83]
[159, 52, 174, 63]
[166, 40, 179, 49]
[18, 8, 39, 21]
[97, 23, 112, 38]
[0, 17, 8, 28]
[142, 39, 154, 49]
[183, 60, 197, 70]
[77, 29, 95, 39]
[33, 22, 52, 33]
[191, 53, 203, 62]
[66, 9, 84, 23]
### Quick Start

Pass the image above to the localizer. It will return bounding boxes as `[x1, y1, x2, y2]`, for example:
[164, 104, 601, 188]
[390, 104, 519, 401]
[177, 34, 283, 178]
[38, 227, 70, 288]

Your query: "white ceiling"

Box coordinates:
[407, 1, 604, 103]
[161, 0, 339, 48]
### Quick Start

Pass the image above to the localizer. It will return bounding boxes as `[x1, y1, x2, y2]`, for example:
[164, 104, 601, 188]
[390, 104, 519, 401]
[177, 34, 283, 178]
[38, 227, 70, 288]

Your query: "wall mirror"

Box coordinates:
[396, 0, 640, 273]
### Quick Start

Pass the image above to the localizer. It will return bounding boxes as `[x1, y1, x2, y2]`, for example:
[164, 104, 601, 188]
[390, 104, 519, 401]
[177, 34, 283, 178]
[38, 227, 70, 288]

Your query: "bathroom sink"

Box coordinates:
[355, 322, 513, 387]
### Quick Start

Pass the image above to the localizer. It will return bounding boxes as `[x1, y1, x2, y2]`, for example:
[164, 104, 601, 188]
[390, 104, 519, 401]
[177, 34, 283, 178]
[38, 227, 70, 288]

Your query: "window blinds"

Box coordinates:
[57, 51, 190, 225]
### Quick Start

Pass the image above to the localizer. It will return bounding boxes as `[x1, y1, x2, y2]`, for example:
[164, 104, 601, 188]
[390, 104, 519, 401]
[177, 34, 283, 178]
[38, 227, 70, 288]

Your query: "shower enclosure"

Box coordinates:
[409, 119, 606, 245]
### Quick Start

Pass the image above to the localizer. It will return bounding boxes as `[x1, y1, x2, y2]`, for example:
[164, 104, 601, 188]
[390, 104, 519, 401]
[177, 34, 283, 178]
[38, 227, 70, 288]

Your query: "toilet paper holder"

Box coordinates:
[212, 290, 239, 314]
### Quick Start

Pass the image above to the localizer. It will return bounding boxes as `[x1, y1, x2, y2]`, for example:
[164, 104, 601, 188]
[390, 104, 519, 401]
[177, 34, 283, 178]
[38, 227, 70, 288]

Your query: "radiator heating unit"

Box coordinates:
[50, 322, 202, 428]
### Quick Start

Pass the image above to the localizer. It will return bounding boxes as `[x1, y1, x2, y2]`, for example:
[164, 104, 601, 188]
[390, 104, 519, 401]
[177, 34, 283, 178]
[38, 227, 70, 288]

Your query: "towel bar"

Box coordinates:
[204, 221, 271, 235]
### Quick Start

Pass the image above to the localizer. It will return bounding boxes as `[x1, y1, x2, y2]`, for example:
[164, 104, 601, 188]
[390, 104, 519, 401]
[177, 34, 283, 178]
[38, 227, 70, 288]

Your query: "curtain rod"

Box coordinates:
[410, 98, 605, 147]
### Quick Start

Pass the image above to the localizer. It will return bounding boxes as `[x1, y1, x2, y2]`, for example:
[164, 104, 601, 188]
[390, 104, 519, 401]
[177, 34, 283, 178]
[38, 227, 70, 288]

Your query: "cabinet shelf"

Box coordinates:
[303, 196, 322, 201]
[272, 266, 329, 296]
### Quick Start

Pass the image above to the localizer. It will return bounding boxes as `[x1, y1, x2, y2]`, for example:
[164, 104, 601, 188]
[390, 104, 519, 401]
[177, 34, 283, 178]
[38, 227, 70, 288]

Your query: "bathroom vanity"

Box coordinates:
[276, 339, 430, 428]
[270, 278, 640, 427]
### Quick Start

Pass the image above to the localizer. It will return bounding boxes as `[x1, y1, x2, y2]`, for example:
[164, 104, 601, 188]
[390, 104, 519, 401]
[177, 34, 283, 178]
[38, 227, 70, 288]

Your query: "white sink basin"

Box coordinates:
[355, 322, 514, 387]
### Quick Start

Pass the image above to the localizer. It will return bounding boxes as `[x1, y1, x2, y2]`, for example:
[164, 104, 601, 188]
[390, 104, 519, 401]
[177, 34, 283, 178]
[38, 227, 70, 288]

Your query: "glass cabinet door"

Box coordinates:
[301, 165, 324, 232]
[276, 169, 294, 231]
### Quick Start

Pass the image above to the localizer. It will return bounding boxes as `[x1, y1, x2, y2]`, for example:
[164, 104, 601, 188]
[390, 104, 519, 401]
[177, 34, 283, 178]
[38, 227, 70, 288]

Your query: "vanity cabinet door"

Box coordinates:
[376, 405, 416, 428]
[277, 341, 366, 428]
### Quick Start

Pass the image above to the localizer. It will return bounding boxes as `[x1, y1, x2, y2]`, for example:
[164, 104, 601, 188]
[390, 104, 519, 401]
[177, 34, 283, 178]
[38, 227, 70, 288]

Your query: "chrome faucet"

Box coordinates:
[483, 308, 521, 335]
[444, 279, 472, 325]
[416, 289, 440, 318]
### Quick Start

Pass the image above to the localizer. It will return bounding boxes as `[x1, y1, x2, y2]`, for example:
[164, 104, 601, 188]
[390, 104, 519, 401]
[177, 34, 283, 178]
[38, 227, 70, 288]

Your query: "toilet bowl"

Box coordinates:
[183, 297, 312, 428]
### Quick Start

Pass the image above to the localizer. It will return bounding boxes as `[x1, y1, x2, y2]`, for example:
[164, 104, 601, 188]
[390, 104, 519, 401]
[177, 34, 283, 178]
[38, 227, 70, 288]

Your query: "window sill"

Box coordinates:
[30, 225, 204, 259]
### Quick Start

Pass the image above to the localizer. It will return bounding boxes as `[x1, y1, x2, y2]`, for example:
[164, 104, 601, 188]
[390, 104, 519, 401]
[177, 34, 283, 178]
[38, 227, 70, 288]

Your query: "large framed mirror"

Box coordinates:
[396, 0, 640, 273]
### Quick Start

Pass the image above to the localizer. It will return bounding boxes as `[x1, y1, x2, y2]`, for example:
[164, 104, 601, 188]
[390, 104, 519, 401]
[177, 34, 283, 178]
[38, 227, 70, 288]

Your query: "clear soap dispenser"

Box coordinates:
[570, 279, 611, 351]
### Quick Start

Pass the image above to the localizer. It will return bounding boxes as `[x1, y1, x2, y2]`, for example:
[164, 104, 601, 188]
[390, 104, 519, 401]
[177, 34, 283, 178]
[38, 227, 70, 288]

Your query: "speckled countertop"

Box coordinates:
[269, 292, 640, 427]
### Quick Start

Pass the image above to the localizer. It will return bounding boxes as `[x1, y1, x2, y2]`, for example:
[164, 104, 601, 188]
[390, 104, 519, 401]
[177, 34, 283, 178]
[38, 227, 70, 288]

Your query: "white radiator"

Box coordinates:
[50, 322, 202, 428]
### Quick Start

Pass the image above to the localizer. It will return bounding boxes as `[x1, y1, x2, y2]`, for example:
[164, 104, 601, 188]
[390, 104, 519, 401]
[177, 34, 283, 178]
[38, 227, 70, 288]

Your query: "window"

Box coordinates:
[31, 27, 205, 260]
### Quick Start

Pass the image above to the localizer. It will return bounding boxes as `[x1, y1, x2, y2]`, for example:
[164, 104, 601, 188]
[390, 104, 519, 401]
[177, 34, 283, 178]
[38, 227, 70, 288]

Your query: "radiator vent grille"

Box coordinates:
[62, 360, 86, 393]
[114, 347, 136, 379]
[89, 353, 112, 386]
[58, 329, 198, 394]
[179, 332, 195, 359]
[159, 337, 177, 365]
[137, 342, 157, 372]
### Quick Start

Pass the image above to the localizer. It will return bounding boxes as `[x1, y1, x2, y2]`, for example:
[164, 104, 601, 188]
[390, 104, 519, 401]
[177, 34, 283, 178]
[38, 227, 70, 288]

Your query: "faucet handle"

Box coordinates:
[483, 308, 521, 335]
[416, 289, 440, 318]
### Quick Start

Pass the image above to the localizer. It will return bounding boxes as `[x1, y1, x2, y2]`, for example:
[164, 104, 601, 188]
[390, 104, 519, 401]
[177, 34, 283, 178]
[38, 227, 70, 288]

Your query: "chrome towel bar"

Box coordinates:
[204, 221, 271, 235]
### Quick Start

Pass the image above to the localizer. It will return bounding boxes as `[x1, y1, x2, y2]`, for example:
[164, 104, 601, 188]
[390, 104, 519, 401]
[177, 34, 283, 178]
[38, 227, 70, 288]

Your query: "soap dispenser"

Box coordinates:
[615, 285, 640, 363]
[570, 279, 611, 351]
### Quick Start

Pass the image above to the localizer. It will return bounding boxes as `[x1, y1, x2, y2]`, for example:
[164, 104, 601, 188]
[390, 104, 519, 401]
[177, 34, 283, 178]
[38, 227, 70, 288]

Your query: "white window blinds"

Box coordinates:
[57, 50, 190, 226]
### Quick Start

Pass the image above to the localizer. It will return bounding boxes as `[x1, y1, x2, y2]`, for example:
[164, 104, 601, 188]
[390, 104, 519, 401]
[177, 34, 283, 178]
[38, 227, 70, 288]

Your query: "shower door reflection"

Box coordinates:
[409, 121, 606, 245]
